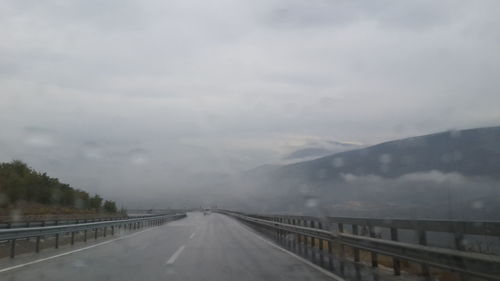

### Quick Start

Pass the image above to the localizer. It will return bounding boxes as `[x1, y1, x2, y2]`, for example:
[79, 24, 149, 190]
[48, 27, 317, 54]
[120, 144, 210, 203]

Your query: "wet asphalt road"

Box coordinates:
[0, 212, 336, 281]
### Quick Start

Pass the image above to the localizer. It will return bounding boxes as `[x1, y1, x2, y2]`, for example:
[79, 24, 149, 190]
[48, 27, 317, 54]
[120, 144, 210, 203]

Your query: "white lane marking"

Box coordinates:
[189, 232, 196, 239]
[0, 228, 154, 274]
[166, 245, 185, 265]
[229, 216, 345, 281]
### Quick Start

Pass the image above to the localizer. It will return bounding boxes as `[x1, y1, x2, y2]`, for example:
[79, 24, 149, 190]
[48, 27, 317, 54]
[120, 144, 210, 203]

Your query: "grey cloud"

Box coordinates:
[0, 0, 499, 207]
[265, 0, 455, 30]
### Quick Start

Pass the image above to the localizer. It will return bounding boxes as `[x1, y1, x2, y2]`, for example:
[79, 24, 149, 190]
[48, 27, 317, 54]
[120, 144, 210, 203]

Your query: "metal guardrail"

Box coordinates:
[0, 213, 179, 229]
[0, 213, 186, 258]
[219, 210, 500, 281]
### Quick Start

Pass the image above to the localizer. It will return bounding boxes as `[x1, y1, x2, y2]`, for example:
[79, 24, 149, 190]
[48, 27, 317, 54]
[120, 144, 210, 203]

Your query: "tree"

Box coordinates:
[0, 160, 117, 213]
[88, 194, 103, 210]
[103, 200, 117, 213]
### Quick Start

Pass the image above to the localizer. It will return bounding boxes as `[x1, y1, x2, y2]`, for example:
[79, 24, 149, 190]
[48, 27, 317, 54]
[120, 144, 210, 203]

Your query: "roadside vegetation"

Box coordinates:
[0, 160, 118, 215]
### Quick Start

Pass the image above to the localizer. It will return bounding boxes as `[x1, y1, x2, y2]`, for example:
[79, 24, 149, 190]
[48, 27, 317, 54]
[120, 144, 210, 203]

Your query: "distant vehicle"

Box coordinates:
[203, 208, 211, 215]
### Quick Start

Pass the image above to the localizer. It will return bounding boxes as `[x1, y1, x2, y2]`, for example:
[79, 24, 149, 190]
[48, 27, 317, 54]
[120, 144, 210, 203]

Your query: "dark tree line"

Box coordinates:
[0, 160, 117, 213]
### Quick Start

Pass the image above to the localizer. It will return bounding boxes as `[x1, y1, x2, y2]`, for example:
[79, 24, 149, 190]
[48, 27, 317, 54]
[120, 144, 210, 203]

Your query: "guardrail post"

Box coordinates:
[292, 219, 297, 252]
[55, 233, 59, 248]
[111, 225, 115, 236]
[369, 225, 378, 267]
[338, 223, 345, 259]
[274, 218, 277, 240]
[10, 239, 16, 258]
[280, 218, 284, 243]
[36, 236, 41, 253]
[94, 228, 98, 240]
[417, 229, 430, 279]
[309, 220, 315, 263]
[302, 220, 307, 256]
[390, 227, 401, 275]
[71, 232, 75, 245]
[454, 232, 465, 251]
[327, 239, 334, 270]
[84, 230, 88, 242]
[285, 218, 292, 250]
[283, 218, 286, 246]
[304, 220, 310, 258]
[352, 224, 360, 262]
[104, 227, 107, 237]
[318, 221, 325, 267]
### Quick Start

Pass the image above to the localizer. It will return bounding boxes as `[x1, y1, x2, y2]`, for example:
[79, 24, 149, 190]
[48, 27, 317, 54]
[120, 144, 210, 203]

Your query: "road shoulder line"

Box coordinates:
[0, 228, 154, 274]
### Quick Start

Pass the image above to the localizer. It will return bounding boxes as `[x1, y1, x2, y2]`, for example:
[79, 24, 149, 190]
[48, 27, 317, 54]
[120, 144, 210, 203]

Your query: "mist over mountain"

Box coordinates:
[284, 148, 333, 160]
[276, 126, 500, 181]
[220, 126, 500, 220]
[282, 140, 365, 163]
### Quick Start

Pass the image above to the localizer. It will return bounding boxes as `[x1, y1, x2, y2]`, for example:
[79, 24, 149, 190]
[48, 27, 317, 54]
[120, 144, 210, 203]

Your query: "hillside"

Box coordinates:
[274, 126, 500, 182]
[233, 126, 500, 219]
[0, 160, 118, 215]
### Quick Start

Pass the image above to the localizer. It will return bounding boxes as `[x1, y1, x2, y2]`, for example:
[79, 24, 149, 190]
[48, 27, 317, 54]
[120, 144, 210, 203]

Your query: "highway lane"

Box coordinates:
[0, 212, 338, 281]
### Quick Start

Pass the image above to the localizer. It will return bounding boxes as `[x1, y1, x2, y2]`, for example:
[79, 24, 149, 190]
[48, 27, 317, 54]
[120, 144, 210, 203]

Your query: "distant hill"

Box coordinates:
[234, 126, 500, 219]
[0, 160, 118, 215]
[274, 126, 500, 182]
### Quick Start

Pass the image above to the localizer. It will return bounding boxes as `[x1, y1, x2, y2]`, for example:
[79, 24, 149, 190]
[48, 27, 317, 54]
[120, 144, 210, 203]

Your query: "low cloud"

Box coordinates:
[0, 1, 499, 208]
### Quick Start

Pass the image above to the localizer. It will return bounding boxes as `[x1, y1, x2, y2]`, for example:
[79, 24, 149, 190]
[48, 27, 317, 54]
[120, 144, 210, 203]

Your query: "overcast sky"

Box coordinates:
[1, 0, 499, 207]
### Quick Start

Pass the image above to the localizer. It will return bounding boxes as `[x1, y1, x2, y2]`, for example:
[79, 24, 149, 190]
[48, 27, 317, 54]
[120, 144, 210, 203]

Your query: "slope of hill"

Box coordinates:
[274, 126, 500, 182]
[234, 126, 500, 219]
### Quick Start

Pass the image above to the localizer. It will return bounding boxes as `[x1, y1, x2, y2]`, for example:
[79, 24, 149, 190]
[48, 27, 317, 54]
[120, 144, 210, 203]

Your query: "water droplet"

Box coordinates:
[472, 200, 483, 209]
[73, 260, 87, 267]
[298, 184, 310, 194]
[23, 127, 56, 148]
[332, 157, 344, 168]
[10, 209, 22, 222]
[449, 129, 461, 138]
[305, 198, 318, 208]
[379, 154, 392, 164]
[380, 164, 390, 173]
[316, 169, 327, 179]
[83, 148, 102, 159]
[129, 149, 149, 165]
[24, 134, 55, 147]
[441, 153, 452, 163]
